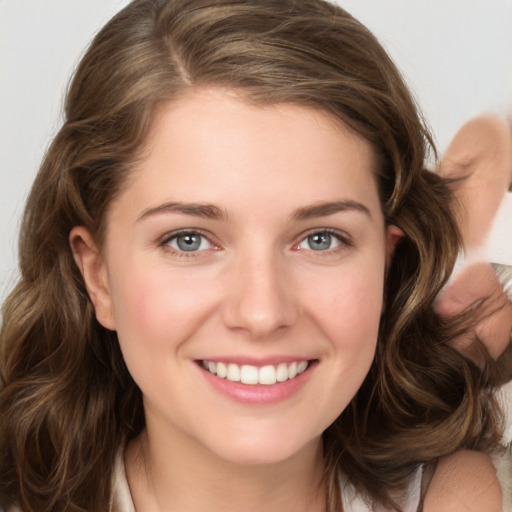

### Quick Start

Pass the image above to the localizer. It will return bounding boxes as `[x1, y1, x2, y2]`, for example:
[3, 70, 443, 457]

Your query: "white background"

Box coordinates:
[1, 0, 512, 301]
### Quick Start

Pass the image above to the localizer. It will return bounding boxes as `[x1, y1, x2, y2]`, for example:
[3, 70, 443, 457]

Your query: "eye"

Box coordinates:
[164, 231, 213, 252]
[296, 230, 348, 252]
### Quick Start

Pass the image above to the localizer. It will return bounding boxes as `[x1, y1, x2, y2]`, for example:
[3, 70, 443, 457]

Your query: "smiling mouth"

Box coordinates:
[200, 360, 312, 386]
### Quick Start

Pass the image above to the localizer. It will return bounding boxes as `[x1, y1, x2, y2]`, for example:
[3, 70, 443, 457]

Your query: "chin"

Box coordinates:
[201, 426, 323, 467]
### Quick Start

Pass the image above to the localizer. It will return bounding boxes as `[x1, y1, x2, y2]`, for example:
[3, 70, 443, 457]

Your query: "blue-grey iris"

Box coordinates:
[308, 233, 332, 251]
[177, 233, 202, 251]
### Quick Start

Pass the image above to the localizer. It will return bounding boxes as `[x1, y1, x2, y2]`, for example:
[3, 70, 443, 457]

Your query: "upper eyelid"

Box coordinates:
[158, 228, 217, 247]
[295, 227, 352, 243]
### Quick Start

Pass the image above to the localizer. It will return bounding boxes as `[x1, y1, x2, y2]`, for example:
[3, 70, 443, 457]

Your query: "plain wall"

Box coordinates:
[1, 0, 512, 302]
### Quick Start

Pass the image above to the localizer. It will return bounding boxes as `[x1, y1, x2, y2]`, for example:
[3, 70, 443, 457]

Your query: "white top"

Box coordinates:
[339, 467, 423, 512]
[111, 453, 136, 512]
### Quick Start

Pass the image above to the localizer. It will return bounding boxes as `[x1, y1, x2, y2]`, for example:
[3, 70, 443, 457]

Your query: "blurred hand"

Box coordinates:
[436, 263, 512, 364]
[436, 115, 512, 364]
[437, 114, 512, 250]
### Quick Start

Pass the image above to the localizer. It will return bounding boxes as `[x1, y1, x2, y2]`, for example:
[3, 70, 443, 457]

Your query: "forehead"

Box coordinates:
[115, 88, 381, 220]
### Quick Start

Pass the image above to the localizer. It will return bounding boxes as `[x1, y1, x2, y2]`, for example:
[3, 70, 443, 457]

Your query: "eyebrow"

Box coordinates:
[137, 199, 371, 223]
[137, 202, 227, 222]
[292, 200, 372, 220]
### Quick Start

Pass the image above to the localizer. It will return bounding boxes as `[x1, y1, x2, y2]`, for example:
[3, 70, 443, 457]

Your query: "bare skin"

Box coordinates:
[424, 450, 502, 512]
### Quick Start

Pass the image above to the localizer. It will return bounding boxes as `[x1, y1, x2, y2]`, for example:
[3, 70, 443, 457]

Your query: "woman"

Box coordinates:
[0, 1, 504, 510]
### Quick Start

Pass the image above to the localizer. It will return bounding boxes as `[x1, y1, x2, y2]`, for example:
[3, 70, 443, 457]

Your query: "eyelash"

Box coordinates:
[158, 229, 218, 258]
[158, 228, 353, 257]
[295, 228, 353, 255]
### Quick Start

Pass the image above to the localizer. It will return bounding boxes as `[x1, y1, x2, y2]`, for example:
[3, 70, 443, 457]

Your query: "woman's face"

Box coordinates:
[76, 88, 400, 466]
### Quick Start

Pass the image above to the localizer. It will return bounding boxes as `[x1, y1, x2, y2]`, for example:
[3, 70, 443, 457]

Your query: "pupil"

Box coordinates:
[177, 234, 201, 251]
[309, 233, 331, 251]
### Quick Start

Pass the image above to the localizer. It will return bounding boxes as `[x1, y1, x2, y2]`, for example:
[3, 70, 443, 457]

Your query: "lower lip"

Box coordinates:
[197, 361, 317, 405]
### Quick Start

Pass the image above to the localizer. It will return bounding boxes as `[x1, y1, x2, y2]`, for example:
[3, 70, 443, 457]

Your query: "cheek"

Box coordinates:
[108, 263, 218, 352]
[107, 265, 223, 399]
[295, 270, 385, 431]
[310, 267, 385, 345]
[328, 283, 382, 382]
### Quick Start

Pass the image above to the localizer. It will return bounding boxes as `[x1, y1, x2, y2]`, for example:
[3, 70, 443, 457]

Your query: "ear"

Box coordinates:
[382, 225, 404, 313]
[385, 224, 404, 262]
[69, 226, 116, 330]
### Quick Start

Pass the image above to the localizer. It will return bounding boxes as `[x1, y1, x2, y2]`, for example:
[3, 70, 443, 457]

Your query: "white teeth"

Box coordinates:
[216, 362, 227, 378]
[276, 363, 288, 382]
[227, 363, 241, 382]
[297, 361, 308, 374]
[259, 365, 277, 385]
[240, 365, 259, 385]
[201, 360, 310, 385]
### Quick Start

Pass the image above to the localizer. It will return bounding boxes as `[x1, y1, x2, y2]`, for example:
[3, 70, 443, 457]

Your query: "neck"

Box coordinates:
[125, 424, 326, 512]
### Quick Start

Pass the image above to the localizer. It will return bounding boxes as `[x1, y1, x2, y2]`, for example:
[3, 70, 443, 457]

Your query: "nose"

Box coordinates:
[221, 249, 299, 339]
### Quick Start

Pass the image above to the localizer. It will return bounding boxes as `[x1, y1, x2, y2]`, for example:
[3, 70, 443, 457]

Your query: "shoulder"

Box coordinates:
[423, 450, 502, 512]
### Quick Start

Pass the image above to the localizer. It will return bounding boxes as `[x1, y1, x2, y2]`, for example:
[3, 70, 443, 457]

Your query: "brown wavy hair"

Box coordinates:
[0, 1, 502, 510]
